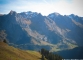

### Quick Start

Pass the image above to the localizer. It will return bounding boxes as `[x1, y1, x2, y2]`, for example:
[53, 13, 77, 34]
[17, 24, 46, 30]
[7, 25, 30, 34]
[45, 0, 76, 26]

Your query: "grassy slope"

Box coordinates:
[0, 42, 41, 60]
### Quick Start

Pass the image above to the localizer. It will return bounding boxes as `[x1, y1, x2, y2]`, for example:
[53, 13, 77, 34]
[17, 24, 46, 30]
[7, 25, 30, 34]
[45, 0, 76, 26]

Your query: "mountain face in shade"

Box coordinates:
[55, 47, 83, 59]
[0, 11, 83, 52]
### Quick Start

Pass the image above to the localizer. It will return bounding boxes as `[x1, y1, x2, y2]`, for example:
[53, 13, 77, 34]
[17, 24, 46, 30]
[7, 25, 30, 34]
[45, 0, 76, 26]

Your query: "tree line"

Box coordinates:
[40, 48, 62, 60]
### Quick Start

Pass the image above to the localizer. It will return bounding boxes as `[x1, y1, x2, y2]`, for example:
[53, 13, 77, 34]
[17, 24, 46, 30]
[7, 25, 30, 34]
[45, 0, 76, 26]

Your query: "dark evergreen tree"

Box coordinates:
[41, 48, 62, 60]
[3, 39, 7, 43]
[41, 55, 45, 60]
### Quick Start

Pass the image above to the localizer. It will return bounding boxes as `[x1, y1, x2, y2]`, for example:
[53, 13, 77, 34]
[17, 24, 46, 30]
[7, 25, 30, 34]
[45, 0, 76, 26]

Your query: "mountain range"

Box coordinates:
[0, 10, 83, 52]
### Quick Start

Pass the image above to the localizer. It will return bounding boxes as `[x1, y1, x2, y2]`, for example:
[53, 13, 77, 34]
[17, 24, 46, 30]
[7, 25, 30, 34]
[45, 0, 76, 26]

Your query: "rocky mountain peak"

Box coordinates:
[48, 12, 60, 18]
[20, 11, 42, 19]
[9, 10, 17, 15]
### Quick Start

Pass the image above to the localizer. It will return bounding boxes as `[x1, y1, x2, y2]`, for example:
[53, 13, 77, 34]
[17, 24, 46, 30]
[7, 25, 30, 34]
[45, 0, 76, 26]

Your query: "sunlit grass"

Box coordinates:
[0, 42, 41, 60]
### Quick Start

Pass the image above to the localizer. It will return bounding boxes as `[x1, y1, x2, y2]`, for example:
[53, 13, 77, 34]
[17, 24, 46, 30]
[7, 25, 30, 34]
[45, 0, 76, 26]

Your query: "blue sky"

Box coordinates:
[0, 0, 83, 16]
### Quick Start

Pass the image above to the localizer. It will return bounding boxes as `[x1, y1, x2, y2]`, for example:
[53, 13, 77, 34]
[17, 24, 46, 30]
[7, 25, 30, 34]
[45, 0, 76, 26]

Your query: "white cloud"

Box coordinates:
[0, 0, 83, 16]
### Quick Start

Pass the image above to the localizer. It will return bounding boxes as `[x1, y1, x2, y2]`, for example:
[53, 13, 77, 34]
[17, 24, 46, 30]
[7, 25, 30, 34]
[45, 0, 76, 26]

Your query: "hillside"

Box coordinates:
[0, 41, 41, 60]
